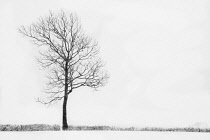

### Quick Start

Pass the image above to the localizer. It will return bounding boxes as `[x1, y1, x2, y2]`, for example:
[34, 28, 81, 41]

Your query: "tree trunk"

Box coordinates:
[62, 95, 68, 130]
[63, 61, 69, 130]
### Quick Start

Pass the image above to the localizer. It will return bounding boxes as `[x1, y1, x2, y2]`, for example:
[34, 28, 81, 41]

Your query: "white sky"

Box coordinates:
[1, 0, 210, 128]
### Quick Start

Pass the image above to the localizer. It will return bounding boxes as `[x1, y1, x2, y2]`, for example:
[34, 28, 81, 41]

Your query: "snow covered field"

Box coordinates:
[0, 131, 210, 140]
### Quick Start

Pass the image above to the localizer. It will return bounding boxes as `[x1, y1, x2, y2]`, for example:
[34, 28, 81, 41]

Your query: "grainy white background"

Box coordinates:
[0, 0, 210, 129]
[0, 131, 210, 140]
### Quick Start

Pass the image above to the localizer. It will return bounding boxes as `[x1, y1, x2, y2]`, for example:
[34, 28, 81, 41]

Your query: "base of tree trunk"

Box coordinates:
[62, 124, 68, 130]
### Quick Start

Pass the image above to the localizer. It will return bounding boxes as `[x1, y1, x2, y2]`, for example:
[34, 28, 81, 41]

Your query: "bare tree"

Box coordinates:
[19, 11, 109, 130]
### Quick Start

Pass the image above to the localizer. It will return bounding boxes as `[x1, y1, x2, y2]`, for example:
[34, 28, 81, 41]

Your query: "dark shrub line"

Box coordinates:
[67, 125, 210, 132]
[1, 124, 210, 132]
[0, 124, 60, 131]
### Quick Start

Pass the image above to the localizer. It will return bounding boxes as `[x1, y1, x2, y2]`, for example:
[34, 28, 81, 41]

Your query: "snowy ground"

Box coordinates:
[0, 131, 210, 140]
